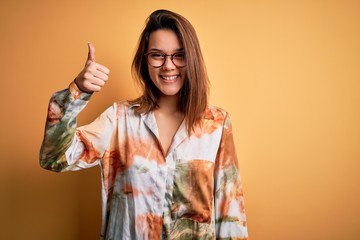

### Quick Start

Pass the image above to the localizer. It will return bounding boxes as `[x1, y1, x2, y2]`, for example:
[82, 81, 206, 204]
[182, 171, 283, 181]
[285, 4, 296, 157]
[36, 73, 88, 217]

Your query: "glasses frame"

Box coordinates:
[144, 51, 186, 68]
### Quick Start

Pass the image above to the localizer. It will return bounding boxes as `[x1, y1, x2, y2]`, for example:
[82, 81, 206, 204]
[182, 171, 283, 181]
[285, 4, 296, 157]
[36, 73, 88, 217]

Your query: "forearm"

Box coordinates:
[39, 82, 91, 172]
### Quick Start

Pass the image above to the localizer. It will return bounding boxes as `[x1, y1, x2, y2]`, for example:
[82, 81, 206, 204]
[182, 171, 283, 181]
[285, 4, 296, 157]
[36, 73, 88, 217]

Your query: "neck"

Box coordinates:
[157, 94, 181, 115]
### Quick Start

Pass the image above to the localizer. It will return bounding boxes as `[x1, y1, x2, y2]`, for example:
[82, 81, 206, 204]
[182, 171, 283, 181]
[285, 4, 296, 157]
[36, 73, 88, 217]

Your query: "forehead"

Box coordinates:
[148, 29, 182, 51]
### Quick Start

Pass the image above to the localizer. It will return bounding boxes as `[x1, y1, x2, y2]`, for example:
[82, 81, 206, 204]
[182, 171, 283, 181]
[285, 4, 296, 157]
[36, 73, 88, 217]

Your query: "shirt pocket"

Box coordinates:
[171, 159, 215, 224]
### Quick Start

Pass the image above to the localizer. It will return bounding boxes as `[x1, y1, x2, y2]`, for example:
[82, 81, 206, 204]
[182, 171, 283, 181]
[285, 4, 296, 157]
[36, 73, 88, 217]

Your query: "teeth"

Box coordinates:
[162, 75, 178, 80]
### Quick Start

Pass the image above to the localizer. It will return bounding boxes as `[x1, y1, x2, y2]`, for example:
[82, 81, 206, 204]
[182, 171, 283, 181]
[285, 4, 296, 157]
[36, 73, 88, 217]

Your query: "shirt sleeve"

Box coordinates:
[39, 81, 117, 172]
[214, 114, 248, 239]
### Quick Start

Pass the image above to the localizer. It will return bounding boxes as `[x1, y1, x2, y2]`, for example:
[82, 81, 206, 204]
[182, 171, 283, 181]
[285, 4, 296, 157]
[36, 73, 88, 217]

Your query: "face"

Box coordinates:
[147, 29, 186, 98]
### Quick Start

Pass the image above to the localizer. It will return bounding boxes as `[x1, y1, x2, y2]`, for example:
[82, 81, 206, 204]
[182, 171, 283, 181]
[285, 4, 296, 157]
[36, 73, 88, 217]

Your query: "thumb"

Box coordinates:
[86, 42, 96, 65]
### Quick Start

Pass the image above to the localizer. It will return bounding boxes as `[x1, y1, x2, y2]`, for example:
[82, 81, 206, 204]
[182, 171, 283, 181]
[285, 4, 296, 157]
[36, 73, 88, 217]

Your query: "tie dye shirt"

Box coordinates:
[40, 82, 248, 240]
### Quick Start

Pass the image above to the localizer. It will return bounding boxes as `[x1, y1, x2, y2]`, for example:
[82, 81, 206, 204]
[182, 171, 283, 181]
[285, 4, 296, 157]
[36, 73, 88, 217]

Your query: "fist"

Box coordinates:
[75, 42, 110, 93]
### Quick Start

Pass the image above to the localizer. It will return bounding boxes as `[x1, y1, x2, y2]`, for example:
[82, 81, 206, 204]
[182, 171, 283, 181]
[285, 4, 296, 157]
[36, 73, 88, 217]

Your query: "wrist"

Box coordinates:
[69, 80, 91, 99]
[74, 78, 93, 94]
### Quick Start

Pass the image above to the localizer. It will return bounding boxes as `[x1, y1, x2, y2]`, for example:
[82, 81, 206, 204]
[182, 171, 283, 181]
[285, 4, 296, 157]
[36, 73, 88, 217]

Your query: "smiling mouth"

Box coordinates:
[160, 75, 180, 82]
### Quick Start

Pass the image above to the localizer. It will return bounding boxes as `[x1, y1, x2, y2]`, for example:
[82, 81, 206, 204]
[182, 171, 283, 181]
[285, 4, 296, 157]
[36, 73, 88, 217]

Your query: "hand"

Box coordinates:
[74, 42, 110, 93]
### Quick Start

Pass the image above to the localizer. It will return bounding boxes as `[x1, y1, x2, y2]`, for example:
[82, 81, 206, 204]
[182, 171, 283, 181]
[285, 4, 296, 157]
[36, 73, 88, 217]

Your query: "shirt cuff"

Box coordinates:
[68, 81, 91, 100]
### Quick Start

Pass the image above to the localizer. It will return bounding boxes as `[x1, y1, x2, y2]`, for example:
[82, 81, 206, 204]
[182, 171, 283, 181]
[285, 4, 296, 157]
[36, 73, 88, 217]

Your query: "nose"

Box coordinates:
[162, 55, 176, 70]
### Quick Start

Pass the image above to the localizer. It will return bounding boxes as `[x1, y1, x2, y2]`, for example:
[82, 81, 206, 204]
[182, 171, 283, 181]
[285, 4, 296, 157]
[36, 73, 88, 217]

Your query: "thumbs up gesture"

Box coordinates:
[74, 42, 110, 93]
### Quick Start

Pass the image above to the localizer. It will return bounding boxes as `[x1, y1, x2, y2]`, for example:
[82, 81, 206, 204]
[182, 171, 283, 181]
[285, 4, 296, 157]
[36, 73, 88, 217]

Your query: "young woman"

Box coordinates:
[40, 9, 248, 240]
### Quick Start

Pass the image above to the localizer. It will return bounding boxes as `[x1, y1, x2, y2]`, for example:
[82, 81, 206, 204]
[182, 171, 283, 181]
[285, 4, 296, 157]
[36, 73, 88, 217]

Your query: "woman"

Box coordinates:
[40, 9, 248, 239]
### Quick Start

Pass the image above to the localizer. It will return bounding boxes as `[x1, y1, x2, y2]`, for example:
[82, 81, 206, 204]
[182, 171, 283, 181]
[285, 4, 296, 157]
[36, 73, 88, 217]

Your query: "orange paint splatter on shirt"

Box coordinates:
[135, 214, 162, 240]
[218, 192, 231, 217]
[215, 123, 239, 171]
[76, 131, 101, 164]
[47, 101, 63, 125]
[102, 150, 120, 194]
[218, 174, 246, 217]
[118, 135, 164, 174]
[193, 107, 226, 138]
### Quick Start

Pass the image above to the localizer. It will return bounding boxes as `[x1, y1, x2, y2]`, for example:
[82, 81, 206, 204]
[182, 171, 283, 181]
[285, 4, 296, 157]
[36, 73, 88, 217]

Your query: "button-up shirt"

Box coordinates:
[40, 82, 248, 239]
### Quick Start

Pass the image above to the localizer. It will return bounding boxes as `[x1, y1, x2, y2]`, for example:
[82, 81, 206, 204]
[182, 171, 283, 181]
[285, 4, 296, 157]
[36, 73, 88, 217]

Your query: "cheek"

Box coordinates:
[147, 66, 158, 81]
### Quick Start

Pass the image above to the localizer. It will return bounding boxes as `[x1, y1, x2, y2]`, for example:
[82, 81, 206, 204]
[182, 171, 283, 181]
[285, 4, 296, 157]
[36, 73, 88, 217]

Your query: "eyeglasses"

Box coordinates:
[144, 51, 186, 68]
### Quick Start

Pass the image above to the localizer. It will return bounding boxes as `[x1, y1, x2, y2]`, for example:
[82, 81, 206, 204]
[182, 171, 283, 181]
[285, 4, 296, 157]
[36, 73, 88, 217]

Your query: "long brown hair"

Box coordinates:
[130, 9, 209, 134]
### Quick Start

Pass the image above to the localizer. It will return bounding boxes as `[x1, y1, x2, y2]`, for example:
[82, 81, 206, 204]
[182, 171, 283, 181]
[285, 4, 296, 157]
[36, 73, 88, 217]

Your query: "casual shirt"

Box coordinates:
[40, 82, 248, 240]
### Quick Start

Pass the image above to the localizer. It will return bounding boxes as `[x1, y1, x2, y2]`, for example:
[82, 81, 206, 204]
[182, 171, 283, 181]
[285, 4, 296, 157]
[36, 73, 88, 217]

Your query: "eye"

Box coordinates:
[173, 52, 185, 60]
[149, 52, 165, 59]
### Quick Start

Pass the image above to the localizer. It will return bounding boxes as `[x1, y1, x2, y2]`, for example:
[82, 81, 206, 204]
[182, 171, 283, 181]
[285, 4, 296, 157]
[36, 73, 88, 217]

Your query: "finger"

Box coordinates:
[85, 83, 102, 92]
[85, 69, 108, 82]
[82, 72, 107, 86]
[86, 42, 96, 65]
[95, 63, 110, 75]
[87, 61, 110, 75]
[83, 79, 104, 92]
[91, 70, 109, 82]
[84, 78, 105, 88]
[90, 78, 106, 87]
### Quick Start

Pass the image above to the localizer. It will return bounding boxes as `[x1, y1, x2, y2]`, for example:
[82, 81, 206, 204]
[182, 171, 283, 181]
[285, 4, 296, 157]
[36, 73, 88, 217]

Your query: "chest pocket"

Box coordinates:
[171, 160, 215, 223]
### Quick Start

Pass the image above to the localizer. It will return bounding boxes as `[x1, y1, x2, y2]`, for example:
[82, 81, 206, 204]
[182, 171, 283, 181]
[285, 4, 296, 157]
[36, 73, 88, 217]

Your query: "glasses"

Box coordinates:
[144, 51, 186, 68]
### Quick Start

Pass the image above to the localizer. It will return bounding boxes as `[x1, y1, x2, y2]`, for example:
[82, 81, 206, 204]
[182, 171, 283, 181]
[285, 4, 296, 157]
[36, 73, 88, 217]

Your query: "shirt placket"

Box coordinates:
[140, 112, 170, 216]
[140, 111, 189, 236]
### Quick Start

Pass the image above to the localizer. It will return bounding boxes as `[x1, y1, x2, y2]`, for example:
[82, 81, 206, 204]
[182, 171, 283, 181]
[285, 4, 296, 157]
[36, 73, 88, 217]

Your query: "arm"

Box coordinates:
[214, 114, 248, 239]
[39, 42, 110, 172]
[39, 82, 92, 172]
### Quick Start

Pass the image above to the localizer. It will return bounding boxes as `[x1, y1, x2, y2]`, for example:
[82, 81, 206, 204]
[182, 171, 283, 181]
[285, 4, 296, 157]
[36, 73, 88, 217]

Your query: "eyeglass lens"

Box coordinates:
[146, 52, 186, 68]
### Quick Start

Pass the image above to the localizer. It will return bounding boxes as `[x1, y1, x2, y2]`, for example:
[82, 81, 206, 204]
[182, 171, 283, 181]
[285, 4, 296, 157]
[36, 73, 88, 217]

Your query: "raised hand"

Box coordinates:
[74, 42, 110, 93]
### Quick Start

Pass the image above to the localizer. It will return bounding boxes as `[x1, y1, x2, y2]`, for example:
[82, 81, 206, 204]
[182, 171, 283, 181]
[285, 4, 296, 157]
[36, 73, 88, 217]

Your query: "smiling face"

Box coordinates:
[147, 29, 186, 98]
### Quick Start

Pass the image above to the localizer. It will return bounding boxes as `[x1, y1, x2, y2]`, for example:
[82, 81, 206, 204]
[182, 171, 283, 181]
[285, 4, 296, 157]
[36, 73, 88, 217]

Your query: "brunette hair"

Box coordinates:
[130, 9, 209, 134]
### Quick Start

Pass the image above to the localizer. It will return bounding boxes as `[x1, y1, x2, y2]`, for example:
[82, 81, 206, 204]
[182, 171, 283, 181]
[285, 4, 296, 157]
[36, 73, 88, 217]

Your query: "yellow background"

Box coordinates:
[1, 0, 359, 239]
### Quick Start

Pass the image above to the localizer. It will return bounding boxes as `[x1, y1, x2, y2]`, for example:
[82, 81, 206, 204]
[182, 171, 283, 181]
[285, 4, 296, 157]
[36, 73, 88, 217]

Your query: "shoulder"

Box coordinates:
[114, 100, 139, 109]
[113, 100, 141, 118]
[203, 105, 235, 130]
[204, 105, 228, 122]
[190, 105, 230, 138]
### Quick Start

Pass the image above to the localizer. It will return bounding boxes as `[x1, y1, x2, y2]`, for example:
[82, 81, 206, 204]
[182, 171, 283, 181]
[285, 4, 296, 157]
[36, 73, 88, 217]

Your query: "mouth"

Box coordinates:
[160, 74, 180, 83]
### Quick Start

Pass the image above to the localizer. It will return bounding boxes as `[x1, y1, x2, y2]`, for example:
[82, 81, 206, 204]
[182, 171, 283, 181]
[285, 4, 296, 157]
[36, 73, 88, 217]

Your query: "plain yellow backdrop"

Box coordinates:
[1, 0, 359, 239]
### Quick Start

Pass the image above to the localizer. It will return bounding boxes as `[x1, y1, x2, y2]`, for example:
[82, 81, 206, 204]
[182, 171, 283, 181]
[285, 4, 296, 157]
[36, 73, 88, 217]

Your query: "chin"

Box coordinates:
[156, 80, 184, 97]
[159, 88, 182, 97]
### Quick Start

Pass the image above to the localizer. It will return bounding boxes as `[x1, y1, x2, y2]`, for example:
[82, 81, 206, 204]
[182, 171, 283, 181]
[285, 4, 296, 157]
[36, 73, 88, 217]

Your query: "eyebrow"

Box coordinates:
[148, 48, 184, 52]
